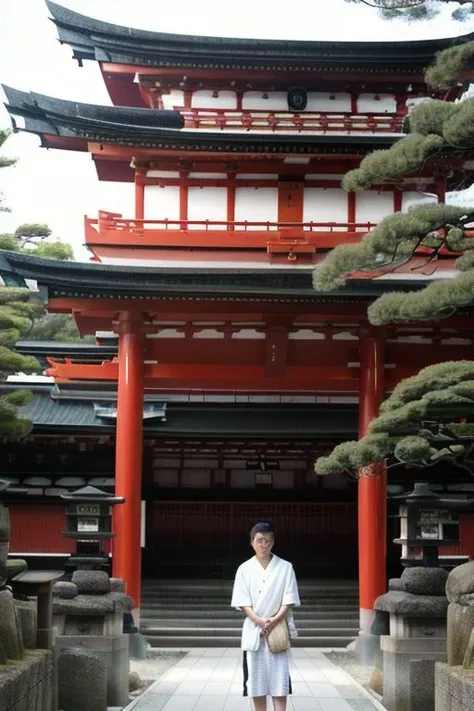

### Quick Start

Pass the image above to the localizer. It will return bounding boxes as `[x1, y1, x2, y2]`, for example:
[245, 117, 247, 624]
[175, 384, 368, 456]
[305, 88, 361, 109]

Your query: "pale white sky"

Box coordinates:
[0, 0, 473, 261]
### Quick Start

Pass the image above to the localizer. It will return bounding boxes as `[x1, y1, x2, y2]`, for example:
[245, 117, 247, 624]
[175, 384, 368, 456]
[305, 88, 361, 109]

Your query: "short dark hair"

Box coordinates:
[250, 521, 275, 540]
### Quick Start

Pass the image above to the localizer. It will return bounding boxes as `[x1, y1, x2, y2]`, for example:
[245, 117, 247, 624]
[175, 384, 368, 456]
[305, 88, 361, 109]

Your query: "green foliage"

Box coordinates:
[408, 99, 457, 136]
[14, 224, 51, 240]
[343, 99, 474, 193]
[313, 203, 472, 293]
[426, 41, 474, 89]
[313, 242, 377, 291]
[24, 241, 74, 261]
[0, 129, 16, 213]
[345, 0, 473, 23]
[381, 360, 474, 411]
[342, 134, 444, 191]
[443, 99, 474, 146]
[0, 235, 19, 251]
[27, 313, 90, 342]
[393, 435, 433, 462]
[314, 361, 474, 476]
[367, 271, 474, 324]
[4, 390, 33, 407]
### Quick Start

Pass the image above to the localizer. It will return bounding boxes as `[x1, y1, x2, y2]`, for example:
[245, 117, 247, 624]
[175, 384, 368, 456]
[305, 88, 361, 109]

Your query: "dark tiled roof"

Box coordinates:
[3, 86, 183, 141]
[14, 340, 117, 369]
[16, 388, 357, 436]
[47, 1, 474, 73]
[0, 250, 427, 302]
[3, 87, 399, 155]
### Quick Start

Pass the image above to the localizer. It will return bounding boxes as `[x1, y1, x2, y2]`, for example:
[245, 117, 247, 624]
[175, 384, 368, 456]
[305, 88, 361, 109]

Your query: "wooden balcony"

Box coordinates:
[85, 212, 376, 262]
[179, 108, 405, 134]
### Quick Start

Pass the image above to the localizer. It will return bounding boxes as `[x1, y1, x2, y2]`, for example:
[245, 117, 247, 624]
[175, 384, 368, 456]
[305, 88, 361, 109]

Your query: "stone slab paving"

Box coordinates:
[126, 648, 385, 711]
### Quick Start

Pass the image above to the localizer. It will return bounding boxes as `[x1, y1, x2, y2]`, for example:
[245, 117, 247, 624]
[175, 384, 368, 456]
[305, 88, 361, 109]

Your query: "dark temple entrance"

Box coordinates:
[144, 500, 357, 579]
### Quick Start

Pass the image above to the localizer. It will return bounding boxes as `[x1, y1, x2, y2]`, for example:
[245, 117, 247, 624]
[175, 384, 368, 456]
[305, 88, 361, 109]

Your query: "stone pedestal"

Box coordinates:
[375, 567, 449, 711]
[52, 570, 131, 707]
[57, 647, 107, 711]
[382, 636, 446, 711]
[55, 635, 129, 706]
[435, 663, 474, 710]
[0, 649, 53, 711]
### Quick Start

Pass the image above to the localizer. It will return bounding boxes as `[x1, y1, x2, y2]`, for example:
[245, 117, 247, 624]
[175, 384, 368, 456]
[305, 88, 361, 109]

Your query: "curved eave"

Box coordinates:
[2, 86, 184, 138]
[2, 89, 402, 155]
[46, 1, 474, 73]
[0, 250, 431, 301]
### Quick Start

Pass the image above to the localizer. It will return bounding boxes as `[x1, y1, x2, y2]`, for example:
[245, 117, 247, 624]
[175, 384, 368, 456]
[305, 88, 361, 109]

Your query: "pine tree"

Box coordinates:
[0, 130, 79, 434]
[314, 36, 474, 475]
[345, 0, 473, 22]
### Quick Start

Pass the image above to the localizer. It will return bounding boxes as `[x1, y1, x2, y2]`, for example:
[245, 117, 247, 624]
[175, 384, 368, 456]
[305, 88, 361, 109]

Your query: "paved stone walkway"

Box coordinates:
[127, 648, 384, 711]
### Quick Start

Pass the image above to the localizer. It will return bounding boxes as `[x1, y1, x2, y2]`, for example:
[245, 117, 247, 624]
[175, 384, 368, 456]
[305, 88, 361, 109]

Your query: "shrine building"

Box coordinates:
[2, 1, 474, 634]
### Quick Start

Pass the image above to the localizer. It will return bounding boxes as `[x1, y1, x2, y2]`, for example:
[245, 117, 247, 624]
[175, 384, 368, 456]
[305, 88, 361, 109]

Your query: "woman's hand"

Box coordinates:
[255, 616, 269, 631]
[263, 617, 278, 635]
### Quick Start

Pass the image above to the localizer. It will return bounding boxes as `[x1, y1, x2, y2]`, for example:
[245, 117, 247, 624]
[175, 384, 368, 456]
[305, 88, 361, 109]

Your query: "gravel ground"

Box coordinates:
[128, 650, 185, 699]
[324, 649, 374, 689]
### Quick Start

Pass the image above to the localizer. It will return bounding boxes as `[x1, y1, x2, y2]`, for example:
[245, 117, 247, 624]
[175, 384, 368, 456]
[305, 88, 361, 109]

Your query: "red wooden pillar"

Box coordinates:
[135, 169, 145, 220]
[113, 315, 144, 622]
[358, 332, 386, 634]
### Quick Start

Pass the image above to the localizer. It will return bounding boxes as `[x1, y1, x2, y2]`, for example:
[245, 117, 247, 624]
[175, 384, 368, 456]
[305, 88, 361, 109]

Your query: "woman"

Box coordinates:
[231, 521, 300, 711]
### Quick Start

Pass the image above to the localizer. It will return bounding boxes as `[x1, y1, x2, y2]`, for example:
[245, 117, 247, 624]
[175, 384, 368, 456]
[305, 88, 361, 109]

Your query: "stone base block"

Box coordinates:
[355, 631, 381, 666]
[0, 649, 53, 711]
[435, 663, 474, 711]
[128, 632, 148, 660]
[55, 634, 129, 707]
[381, 635, 447, 711]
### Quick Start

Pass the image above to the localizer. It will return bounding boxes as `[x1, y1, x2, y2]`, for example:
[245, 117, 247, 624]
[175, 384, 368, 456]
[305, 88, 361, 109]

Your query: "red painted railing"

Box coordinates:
[92, 212, 377, 234]
[178, 108, 405, 133]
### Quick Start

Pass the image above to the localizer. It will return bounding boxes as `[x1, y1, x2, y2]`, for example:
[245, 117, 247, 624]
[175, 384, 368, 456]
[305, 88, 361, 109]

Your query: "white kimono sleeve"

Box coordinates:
[231, 565, 252, 610]
[282, 565, 300, 607]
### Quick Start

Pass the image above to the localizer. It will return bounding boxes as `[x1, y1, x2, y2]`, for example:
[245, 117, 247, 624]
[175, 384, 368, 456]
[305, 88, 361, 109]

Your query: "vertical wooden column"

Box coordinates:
[113, 314, 144, 622]
[179, 170, 188, 229]
[358, 332, 386, 634]
[135, 168, 145, 220]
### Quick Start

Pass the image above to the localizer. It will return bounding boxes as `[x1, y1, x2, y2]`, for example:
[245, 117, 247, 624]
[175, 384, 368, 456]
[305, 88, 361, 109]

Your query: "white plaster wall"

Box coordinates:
[187, 187, 227, 228]
[97, 181, 135, 218]
[306, 92, 351, 112]
[242, 91, 288, 110]
[303, 188, 347, 227]
[357, 93, 397, 114]
[191, 90, 237, 109]
[161, 89, 185, 109]
[234, 187, 279, 228]
[402, 191, 437, 212]
[144, 185, 180, 226]
[355, 191, 393, 226]
[146, 170, 180, 178]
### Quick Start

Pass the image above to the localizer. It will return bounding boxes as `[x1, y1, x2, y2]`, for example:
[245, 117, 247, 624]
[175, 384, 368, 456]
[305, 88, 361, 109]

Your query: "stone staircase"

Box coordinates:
[140, 579, 359, 648]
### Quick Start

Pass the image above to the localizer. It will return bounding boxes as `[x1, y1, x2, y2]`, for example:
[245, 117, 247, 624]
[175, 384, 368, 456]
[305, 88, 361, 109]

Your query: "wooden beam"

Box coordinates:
[44, 359, 430, 392]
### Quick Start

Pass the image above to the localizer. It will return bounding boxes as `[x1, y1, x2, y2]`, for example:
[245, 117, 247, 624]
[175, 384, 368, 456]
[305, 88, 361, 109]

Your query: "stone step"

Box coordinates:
[141, 595, 359, 604]
[145, 635, 355, 648]
[139, 617, 359, 628]
[140, 626, 358, 637]
[141, 602, 359, 617]
[141, 600, 359, 608]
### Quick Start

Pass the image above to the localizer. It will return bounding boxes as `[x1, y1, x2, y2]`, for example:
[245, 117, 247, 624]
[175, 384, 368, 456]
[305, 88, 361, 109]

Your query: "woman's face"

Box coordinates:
[251, 532, 275, 558]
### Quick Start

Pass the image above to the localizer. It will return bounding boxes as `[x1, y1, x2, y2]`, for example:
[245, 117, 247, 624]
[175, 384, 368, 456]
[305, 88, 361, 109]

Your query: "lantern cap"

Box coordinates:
[391, 482, 441, 503]
[61, 485, 124, 504]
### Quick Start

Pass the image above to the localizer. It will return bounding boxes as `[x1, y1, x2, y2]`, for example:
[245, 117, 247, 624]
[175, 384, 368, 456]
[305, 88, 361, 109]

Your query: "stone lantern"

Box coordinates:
[392, 481, 468, 569]
[61, 485, 124, 575]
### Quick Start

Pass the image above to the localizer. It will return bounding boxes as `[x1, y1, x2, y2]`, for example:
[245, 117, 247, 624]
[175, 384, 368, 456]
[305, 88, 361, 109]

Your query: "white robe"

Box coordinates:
[231, 554, 300, 652]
